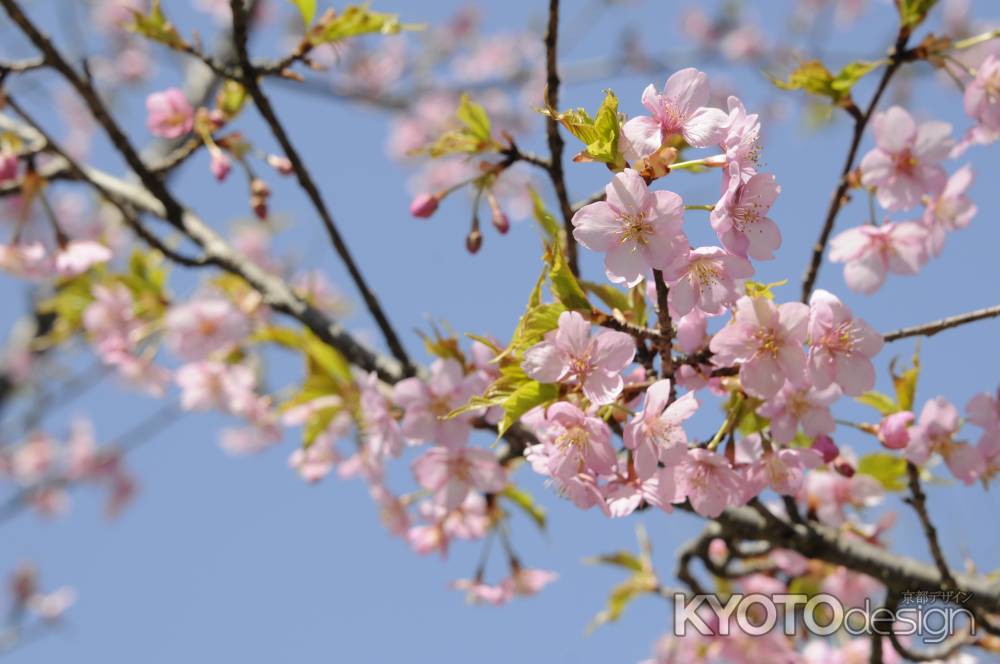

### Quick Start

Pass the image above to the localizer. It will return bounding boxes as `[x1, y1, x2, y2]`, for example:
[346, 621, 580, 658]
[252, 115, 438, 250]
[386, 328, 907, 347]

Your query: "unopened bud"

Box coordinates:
[834, 460, 855, 478]
[250, 178, 271, 220]
[465, 229, 483, 254]
[410, 192, 440, 218]
[878, 411, 914, 450]
[266, 154, 293, 176]
[810, 435, 839, 464]
[486, 190, 509, 234]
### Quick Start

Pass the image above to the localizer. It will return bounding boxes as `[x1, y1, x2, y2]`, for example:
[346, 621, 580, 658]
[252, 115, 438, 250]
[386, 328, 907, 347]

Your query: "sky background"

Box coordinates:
[2, 0, 1000, 662]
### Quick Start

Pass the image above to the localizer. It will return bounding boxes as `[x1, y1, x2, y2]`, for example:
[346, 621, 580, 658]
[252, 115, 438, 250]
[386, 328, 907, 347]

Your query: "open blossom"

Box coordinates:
[662, 246, 753, 316]
[964, 54, 1000, 132]
[602, 466, 676, 517]
[411, 446, 506, 511]
[709, 296, 809, 399]
[571, 169, 685, 287]
[175, 361, 256, 414]
[967, 388, 1000, 432]
[83, 283, 141, 357]
[745, 446, 823, 496]
[756, 380, 839, 444]
[145, 87, 194, 139]
[710, 168, 781, 260]
[804, 468, 884, 526]
[288, 436, 339, 484]
[620, 68, 728, 161]
[522, 311, 635, 405]
[360, 373, 403, 461]
[720, 96, 762, 183]
[393, 358, 478, 449]
[530, 402, 616, 480]
[860, 106, 953, 211]
[828, 221, 929, 294]
[921, 165, 976, 256]
[671, 448, 745, 517]
[807, 289, 883, 396]
[623, 380, 698, 480]
[54, 240, 113, 277]
[165, 297, 249, 361]
[0, 242, 53, 279]
[907, 397, 984, 484]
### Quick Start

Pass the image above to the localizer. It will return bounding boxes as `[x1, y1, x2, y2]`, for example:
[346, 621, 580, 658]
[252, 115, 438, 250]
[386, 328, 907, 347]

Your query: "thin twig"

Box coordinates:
[904, 462, 957, 590]
[883, 304, 1000, 342]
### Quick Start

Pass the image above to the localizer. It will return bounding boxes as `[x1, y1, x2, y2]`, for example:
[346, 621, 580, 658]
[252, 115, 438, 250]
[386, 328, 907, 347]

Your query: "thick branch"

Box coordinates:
[228, 0, 414, 377]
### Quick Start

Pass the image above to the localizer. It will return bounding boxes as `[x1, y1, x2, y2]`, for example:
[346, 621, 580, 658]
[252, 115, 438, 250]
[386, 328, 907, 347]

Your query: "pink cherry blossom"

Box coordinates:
[602, 466, 675, 517]
[164, 297, 250, 361]
[662, 246, 753, 316]
[360, 373, 404, 461]
[672, 448, 745, 517]
[906, 397, 984, 484]
[719, 96, 762, 183]
[83, 283, 141, 358]
[828, 221, 929, 294]
[288, 436, 339, 484]
[54, 240, 112, 277]
[922, 165, 977, 256]
[620, 68, 728, 161]
[745, 447, 823, 496]
[811, 435, 839, 464]
[709, 295, 809, 398]
[411, 445, 506, 511]
[392, 358, 478, 449]
[145, 88, 194, 139]
[860, 106, 953, 211]
[675, 307, 708, 353]
[820, 566, 881, 609]
[964, 54, 1000, 132]
[710, 169, 781, 260]
[756, 380, 839, 444]
[522, 310, 635, 405]
[175, 361, 256, 414]
[571, 169, 686, 287]
[623, 380, 698, 480]
[0, 241, 54, 280]
[878, 411, 914, 450]
[530, 402, 616, 480]
[806, 289, 883, 396]
[804, 468, 884, 526]
[966, 388, 1000, 431]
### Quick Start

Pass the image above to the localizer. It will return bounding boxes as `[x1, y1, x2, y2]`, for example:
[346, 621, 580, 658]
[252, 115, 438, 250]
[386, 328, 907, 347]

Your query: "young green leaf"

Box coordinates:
[287, 0, 317, 27]
[857, 452, 909, 491]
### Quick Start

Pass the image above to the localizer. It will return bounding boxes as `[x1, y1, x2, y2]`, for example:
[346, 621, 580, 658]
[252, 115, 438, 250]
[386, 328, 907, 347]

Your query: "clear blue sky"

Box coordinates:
[2, 1, 1000, 662]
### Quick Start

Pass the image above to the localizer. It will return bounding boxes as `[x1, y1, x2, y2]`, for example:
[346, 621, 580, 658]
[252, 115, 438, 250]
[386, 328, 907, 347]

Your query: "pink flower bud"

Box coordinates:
[266, 154, 293, 176]
[834, 460, 855, 478]
[466, 229, 483, 254]
[492, 211, 510, 234]
[878, 411, 914, 450]
[146, 87, 194, 139]
[410, 193, 440, 218]
[209, 147, 231, 182]
[810, 434, 839, 464]
[0, 152, 18, 183]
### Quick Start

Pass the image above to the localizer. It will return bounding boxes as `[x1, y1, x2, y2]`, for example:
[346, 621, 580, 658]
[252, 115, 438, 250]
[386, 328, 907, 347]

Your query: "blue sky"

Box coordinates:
[2, 1, 1000, 662]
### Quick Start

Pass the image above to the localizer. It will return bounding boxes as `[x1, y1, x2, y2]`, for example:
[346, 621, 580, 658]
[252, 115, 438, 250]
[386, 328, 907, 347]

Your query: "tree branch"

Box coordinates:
[799, 28, 912, 302]
[904, 462, 957, 590]
[542, 0, 578, 276]
[228, 0, 414, 377]
[883, 304, 1000, 342]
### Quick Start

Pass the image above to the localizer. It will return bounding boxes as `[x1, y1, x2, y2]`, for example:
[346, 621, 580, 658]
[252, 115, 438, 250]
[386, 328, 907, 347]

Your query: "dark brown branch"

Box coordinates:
[904, 462, 957, 590]
[228, 0, 414, 377]
[883, 304, 1000, 342]
[542, 0, 578, 276]
[651, 270, 674, 381]
[799, 28, 912, 302]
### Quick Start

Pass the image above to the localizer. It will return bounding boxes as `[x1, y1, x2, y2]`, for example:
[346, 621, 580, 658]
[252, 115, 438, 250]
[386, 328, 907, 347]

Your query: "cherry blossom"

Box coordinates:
[803, 467, 884, 526]
[623, 380, 698, 480]
[719, 96, 761, 183]
[620, 68, 728, 161]
[54, 240, 112, 277]
[709, 295, 809, 398]
[922, 165, 977, 256]
[521, 310, 635, 405]
[392, 358, 479, 449]
[671, 448, 745, 517]
[906, 397, 984, 484]
[164, 297, 250, 361]
[571, 169, 686, 287]
[527, 402, 616, 480]
[661, 246, 753, 316]
[756, 380, 839, 444]
[175, 361, 256, 414]
[710, 168, 781, 260]
[806, 289, 883, 396]
[860, 106, 953, 211]
[145, 87, 194, 139]
[878, 411, 914, 450]
[964, 54, 1000, 133]
[411, 445, 506, 510]
[827, 221, 929, 294]
[288, 436, 339, 484]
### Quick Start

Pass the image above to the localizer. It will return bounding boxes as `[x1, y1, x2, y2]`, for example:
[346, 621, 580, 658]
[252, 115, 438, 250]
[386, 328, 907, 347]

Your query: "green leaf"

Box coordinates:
[287, 0, 316, 27]
[770, 60, 881, 103]
[744, 279, 787, 300]
[583, 551, 644, 573]
[891, 348, 921, 412]
[303, 404, 340, 447]
[543, 90, 624, 167]
[528, 187, 561, 244]
[831, 60, 882, 92]
[412, 94, 498, 157]
[498, 381, 559, 437]
[897, 0, 939, 27]
[857, 390, 900, 416]
[126, 0, 187, 49]
[587, 573, 658, 632]
[857, 452, 909, 492]
[500, 485, 547, 531]
[548, 246, 590, 312]
[456, 93, 491, 141]
[308, 5, 421, 45]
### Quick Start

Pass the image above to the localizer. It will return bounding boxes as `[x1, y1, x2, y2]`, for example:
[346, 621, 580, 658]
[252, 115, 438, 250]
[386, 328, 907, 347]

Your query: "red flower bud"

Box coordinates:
[466, 229, 483, 254]
[810, 435, 839, 464]
[410, 193, 440, 218]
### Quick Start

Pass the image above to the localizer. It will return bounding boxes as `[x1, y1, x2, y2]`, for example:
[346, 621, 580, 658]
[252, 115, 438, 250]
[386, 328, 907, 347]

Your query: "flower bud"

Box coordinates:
[878, 411, 914, 450]
[810, 434, 839, 464]
[409, 193, 440, 218]
[466, 229, 483, 254]
[0, 152, 18, 183]
[266, 154, 293, 176]
[834, 460, 855, 478]
[250, 179, 271, 220]
[486, 190, 509, 234]
[209, 147, 231, 182]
